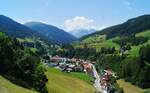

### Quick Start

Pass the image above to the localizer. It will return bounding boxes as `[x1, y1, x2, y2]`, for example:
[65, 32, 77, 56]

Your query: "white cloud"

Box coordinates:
[64, 16, 95, 31]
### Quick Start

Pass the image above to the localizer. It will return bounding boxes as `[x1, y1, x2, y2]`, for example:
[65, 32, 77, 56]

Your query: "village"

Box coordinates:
[43, 55, 118, 93]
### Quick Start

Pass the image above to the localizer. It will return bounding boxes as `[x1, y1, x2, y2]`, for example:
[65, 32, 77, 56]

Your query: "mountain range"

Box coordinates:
[81, 15, 150, 40]
[1, 14, 150, 44]
[25, 22, 77, 44]
[0, 15, 77, 44]
[0, 15, 36, 38]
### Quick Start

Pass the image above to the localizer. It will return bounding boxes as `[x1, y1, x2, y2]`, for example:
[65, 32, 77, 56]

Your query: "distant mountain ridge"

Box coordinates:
[0, 15, 36, 38]
[0, 15, 55, 44]
[25, 22, 77, 44]
[81, 15, 150, 40]
[0, 15, 76, 44]
[69, 29, 96, 38]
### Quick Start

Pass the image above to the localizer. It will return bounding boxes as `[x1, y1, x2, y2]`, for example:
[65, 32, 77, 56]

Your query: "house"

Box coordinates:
[104, 69, 117, 78]
[60, 64, 75, 72]
[104, 69, 113, 76]
[50, 56, 67, 63]
[82, 62, 93, 76]
[74, 66, 83, 72]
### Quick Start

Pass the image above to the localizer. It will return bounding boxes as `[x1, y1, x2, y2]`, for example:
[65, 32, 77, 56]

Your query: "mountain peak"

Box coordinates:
[0, 15, 37, 38]
[25, 22, 77, 44]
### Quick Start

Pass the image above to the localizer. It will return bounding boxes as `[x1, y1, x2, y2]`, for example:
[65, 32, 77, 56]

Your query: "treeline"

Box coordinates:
[0, 32, 48, 93]
[54, 44, 97, 60]
[113, 35, 149, 46]
[121, 45, 150, 88]
[96, 45, 150, 89]
[54, 43, 117, 60]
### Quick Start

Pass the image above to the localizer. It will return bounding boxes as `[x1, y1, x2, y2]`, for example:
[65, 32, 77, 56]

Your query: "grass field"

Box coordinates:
[136, 30, 150, 38]
[77, 35, 120, 52]
[143, 89, 150, 93]
[0, 75, 38, 93]
[76, 30, 150, 52]
[117, 79, 144, 93]
[17, 38, 34, 43]
[126, 46, 140, 57]
[63, 72, 94, 84]
[0, 67, 95, 93]
[46, 67, 95, 93]
[126, 30, 150, 57]
[83, 35, 106, 43]
[30, 48, 38, 53]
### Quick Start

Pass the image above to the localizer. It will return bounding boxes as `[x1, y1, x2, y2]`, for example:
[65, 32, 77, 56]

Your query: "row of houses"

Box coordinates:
[100, 69, 118, 91]
[43, 55, 95, 74]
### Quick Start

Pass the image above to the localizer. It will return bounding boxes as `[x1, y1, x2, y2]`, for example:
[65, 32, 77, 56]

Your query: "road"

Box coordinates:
[92, 64, 107, 93]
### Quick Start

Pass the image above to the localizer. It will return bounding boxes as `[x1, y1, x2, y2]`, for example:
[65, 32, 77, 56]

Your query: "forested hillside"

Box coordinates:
[25, 22, 77, 44]
[0, 15, 35, 38]
[0, 32, 48, 93]
[81, 15, 150, 40]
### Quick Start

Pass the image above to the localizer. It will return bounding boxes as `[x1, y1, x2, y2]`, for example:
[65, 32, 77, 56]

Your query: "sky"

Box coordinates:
[0, 0, 150, 31]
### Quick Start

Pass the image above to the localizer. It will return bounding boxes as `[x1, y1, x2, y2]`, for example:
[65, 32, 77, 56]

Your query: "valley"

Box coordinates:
[53, 15, 150, 93]
[0, 14, 150, 93]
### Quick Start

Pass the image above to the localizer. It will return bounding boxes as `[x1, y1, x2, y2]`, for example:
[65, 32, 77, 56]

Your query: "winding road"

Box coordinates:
[92, 64, 107, 93]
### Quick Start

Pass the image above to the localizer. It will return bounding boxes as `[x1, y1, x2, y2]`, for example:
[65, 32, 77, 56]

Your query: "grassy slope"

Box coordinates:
[0, 75, 38, 93]
[17, 37, 52, 53]
[136, 30, 150, 38]
[117, 79, 144, 93]
[0, 67, 95, 93]
[46, 67, 95, 93]
[79, 30, 150, 53]
[17, 38, 34, 43]
[126, 30, 150, 57]
[143, 89, 150, 93]
[63, 72, 94, 84]
[78, 35, 120, 51]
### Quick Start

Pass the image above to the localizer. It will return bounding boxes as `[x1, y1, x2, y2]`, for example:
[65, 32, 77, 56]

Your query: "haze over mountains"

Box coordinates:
[69, 29, 96, 38]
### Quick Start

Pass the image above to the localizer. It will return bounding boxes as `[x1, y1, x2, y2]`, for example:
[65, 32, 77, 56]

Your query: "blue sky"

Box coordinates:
[0, 0, 150, 31]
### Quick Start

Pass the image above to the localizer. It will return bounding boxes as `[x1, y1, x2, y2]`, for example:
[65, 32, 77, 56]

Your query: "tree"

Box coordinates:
[139, 44, 150, 63]
[0, 32, 48, 93]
